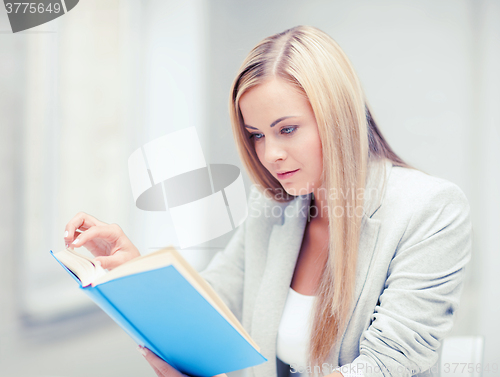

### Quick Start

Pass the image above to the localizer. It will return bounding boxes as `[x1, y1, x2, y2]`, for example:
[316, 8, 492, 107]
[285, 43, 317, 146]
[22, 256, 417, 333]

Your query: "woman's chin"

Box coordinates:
[281, 185, 312, 197]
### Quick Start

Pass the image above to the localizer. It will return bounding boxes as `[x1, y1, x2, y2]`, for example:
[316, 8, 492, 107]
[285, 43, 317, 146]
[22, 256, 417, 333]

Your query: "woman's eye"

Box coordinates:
[281, 126, 297, 135]
[249, 133, 264, 140]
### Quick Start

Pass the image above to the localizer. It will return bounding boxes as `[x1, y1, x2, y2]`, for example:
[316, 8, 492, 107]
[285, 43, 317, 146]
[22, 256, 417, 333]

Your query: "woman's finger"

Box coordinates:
[139, 346, 187, 377]
[152, 366, 163, 377]
[138, 346, 227, 377]
[138, 346, 163, 376]
[68, 224, 118, 252]
[64, 212, 105, 245]
[94, 250, 134, 270]
[149, 362, 164, 377]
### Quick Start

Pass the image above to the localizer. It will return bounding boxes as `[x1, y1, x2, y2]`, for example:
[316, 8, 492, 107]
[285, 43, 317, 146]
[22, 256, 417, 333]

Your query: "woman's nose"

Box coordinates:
[264, 138, 286, 163]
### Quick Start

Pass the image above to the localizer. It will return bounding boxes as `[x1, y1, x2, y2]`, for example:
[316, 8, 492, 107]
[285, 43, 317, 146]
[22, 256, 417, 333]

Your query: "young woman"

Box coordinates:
[64, 26, 472, 377]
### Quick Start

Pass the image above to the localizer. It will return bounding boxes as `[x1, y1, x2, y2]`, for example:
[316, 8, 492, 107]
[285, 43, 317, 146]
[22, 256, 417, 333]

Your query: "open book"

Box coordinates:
[50, 247, 267, 377]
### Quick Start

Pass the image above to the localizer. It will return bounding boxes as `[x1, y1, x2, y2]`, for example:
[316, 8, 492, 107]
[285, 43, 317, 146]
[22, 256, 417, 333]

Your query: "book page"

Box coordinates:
[53, 249, 106, 287]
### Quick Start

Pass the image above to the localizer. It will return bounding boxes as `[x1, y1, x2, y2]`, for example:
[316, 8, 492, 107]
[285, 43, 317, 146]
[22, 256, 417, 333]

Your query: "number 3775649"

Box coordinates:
[443, 363, 498, 374]
[5, 2, 61, 14]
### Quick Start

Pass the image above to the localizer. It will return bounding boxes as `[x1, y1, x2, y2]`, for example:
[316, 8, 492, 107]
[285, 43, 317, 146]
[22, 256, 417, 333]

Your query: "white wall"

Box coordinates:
[132, 0, 214, 269]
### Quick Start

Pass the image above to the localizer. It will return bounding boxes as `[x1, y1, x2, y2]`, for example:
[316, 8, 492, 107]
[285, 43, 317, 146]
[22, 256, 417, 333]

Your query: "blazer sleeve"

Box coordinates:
[340, 181, 473, 377]
[198, 199, 247, 323]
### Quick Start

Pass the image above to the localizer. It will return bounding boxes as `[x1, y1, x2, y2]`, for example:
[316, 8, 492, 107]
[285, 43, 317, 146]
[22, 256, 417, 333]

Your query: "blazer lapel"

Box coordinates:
[250, 192, 311, 377]
[330, 158, 393, 363]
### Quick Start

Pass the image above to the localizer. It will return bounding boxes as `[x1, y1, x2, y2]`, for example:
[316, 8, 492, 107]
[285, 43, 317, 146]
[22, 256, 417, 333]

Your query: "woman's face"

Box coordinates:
[239, 78, 323, 196]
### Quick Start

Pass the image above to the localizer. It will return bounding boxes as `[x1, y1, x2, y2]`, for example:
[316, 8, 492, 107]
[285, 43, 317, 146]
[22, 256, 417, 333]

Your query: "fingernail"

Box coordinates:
[72, 238, 79, 245]
[94, 260, 102, 267]
[137, 345, 147, 356]
[64, 230, 68, 238]
[65, 243, 69, 248]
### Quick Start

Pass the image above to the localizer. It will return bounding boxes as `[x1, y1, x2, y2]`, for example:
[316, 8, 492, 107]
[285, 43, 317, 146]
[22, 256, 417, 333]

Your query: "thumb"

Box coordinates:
[94, 251, 130, 270]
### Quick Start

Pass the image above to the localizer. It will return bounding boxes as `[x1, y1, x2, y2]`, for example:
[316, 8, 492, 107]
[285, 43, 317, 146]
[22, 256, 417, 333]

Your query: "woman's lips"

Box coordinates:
[277, 169, 299, 180]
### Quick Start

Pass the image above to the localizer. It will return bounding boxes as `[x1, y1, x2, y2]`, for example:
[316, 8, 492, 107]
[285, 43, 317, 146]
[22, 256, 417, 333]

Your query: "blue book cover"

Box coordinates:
[50, 248, 267, 377]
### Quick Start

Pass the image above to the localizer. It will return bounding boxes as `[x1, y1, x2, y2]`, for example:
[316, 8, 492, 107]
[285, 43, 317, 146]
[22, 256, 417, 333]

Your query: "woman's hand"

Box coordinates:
[63, 212, 141, 270]
[138, 346, 228, 377]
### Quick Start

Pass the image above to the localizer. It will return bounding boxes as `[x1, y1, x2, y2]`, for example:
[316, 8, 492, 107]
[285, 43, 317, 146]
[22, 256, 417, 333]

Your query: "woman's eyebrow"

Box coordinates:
[244, 116, 297, 130]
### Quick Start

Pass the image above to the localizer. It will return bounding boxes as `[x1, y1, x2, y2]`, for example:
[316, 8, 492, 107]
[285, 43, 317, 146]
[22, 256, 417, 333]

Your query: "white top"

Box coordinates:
[276, 287, 317, 376]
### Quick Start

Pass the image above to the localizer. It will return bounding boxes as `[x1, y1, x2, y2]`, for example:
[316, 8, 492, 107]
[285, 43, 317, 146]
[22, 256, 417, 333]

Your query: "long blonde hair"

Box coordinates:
[229, 25, 415, 373]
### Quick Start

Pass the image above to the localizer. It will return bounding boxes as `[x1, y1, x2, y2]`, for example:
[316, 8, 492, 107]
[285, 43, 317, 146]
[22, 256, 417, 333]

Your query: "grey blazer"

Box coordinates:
[199, 158, 472, 377]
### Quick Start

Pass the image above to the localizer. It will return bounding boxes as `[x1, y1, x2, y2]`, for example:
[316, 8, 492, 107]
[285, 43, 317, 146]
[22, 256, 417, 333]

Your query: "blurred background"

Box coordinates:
[0, 0, 499, 376]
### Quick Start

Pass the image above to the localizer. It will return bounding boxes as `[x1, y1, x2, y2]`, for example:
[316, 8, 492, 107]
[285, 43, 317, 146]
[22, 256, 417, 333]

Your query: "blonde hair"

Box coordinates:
[229, 25, 415, 373]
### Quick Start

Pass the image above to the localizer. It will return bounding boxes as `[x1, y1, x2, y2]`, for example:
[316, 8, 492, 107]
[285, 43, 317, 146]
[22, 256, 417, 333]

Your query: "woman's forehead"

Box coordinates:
[239, 80, 311, 120]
